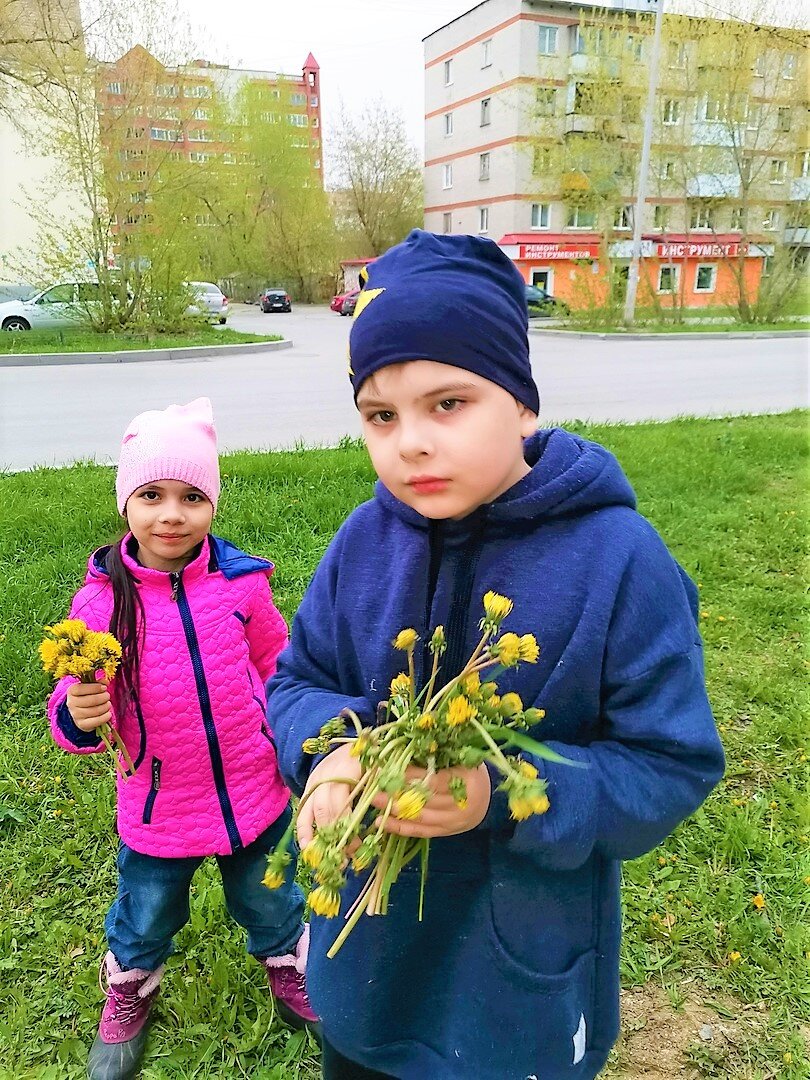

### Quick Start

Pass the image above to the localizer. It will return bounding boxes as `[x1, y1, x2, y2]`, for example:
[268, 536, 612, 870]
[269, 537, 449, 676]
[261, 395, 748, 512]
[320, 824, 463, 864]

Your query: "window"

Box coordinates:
[314, 159, 321, 169]
[444, 59, 453, 86]
[613, 205, 633, 230]
[538, 25, 558, 55]
[479, 152, 490, 180]
[189, 152, 211, 163]
[184, 84, 211, 98]
[288, 114, 308, 127]
[442, 212, 452, 234]
[482, 39, 492, 67]
[621, 95, 641, 123]
[769, 158, 787, 184]
[762, 209, 780, 230]
[626, 34, 643, 61]
[478, 206, 489, 233]
[223, 152, 236, 164]
[690, 203, 715, 230]
[566, 206, 597, 229]
[480, 97, 491, 126]
[312, 117, 319, 128]
[536, 87, 556, 117]
[777, 108, 791, 132]
[193, 108, 210, 121]
[531, 202, 550, 229]
[442, 163, 453, 189]
[444, 112, 453, 136]
[39, 284, 74, 304]
[730, 205, 746, 231]
[77, 283, 102, 302]
[533, 146, 552, 175]
[752, 53, 765, 77]
[657, 265, 679, 292]
[662, 99, 681, 125]
[290, 92, 306, 105]
[311, 95, 318, 107]
[126, 127, 145, 139]
[188, 130, 211, 142]
[194, 213, 213, 226]
[668, 42, 687, 68]
[106, 81, 122, 95]
[798, 150, 810, 179]
[161, 108, 180, 120]
[156, 84, 177, 98]
[653, 205, 671, 230]
[660, 159, 676, 181]
[782, 52, 796, 79]
[745, 102, 760, 130]
[695, 264, 716, 293]
[696, 96, 723, 122]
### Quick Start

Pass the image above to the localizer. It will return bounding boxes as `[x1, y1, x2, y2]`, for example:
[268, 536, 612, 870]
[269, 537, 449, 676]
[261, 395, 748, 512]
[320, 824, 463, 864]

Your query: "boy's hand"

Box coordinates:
[66, 682, 112, 732]
[375, 763, 492, 838]
[297, 742, 363, 849]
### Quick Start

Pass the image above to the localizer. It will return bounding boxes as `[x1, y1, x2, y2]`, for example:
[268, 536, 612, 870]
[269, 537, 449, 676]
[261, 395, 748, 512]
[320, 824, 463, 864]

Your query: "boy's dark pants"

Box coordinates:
[105, 806, 304, 971]
[322, 1038, 397, 1080]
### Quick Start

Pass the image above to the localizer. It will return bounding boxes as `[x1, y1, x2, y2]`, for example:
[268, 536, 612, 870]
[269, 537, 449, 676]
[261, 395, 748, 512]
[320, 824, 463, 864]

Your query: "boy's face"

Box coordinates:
[356, 360, 537, 520]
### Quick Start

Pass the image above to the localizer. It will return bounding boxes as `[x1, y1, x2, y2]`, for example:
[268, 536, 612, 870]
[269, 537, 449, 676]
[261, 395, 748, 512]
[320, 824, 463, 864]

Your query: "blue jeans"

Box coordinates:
[105, 805, 304, 971]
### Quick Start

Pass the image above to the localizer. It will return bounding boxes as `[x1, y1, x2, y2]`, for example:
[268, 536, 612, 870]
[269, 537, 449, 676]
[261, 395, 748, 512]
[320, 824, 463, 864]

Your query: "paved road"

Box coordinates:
[1, 304, 807, 471]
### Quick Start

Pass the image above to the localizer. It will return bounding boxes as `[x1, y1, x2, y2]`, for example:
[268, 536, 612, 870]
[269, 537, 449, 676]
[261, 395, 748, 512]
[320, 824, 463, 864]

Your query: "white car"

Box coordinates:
[0, 282, 103, 331]
[186, 281, 229, 324]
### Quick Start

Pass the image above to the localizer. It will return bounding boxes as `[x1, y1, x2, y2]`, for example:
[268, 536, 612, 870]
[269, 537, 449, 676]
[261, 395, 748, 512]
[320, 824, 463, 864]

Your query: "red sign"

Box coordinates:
[519, 242, 600, 261]
[656, 241, 749, 259]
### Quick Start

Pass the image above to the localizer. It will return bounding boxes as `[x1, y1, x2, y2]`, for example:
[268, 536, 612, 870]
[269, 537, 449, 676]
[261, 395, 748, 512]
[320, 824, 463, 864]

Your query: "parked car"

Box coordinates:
[0, 281, 105, 331]
[331, 288, 359, 314]
[259, 288, 292, 313]
[340, 292, 359, 316]
[525, 284, 569, 318]
[186, 281, 229, 324]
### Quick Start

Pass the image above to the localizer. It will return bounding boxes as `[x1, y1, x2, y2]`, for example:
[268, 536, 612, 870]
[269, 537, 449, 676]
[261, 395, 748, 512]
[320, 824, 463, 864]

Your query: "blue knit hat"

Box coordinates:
[348, 230, 539, 413]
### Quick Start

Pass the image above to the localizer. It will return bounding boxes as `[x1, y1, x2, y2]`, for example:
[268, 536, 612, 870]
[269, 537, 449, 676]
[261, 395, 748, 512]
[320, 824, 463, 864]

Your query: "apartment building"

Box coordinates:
[424, 0, 808, 309]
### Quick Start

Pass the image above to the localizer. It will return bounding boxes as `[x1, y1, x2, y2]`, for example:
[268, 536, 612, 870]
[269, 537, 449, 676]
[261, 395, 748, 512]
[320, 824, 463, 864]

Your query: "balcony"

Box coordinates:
[564, 113, 624, 138]
[790, 177, 810, 201]
[686, 173, 741, 198]
[569, 53, 620, 78]
[784, 227, 810, 246]
[691, 121, 736, 148]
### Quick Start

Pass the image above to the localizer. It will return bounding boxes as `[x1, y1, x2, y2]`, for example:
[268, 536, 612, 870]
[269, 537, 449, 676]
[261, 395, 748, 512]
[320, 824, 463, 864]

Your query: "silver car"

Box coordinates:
[186, 281, 229, 324]
[0, 282, 103, 331]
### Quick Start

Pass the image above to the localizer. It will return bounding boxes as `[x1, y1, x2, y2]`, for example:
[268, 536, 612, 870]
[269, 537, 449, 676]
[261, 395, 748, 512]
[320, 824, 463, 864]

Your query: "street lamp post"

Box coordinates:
[623, 0, 666, 327]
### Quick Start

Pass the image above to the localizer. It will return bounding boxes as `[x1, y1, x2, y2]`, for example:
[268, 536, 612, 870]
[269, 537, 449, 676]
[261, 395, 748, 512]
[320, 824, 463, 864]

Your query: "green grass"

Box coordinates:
[0, 327, 282, 355]
[534, 321, 809, 335]
[1, 415, 808, 1077]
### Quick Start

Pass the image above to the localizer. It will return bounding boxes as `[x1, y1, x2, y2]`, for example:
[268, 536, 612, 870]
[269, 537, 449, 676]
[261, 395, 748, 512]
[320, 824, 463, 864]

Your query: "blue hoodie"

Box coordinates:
[268, 428, 724, 1080]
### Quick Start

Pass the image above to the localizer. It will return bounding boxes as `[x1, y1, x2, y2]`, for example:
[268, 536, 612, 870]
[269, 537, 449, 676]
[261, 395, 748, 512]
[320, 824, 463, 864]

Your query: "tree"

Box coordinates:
[0, 0, 83, 114]
[332, 102, 423, 257]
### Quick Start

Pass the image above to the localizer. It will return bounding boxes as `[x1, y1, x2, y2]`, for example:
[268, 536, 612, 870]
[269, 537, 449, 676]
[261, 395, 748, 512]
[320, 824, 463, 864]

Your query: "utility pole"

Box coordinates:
[623, 0, 665, 327]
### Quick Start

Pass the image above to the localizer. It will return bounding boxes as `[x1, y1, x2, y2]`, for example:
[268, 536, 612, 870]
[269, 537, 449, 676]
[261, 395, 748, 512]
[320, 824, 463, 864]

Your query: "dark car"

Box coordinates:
[260, 288, 292, 313]
[525, 284, 569, 318]
[340, 292, 358, 316]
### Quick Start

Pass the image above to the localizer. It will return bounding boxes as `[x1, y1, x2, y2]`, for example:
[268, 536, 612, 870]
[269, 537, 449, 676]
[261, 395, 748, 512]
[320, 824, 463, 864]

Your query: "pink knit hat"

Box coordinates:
[115, 397, 220, 514]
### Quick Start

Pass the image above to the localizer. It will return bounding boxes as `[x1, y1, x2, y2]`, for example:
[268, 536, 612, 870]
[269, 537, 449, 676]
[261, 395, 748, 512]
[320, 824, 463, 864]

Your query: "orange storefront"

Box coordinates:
[499, 234, 769, 311]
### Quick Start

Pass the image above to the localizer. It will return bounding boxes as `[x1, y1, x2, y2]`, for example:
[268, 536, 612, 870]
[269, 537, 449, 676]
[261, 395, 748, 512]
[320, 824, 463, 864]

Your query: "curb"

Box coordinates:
[0, 338, 293, 367]
[528, 327, 809, 340]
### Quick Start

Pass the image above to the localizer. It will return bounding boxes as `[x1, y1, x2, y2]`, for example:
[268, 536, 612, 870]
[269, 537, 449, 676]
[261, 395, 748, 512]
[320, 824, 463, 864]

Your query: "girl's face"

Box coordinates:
[125, 479, 214, 572]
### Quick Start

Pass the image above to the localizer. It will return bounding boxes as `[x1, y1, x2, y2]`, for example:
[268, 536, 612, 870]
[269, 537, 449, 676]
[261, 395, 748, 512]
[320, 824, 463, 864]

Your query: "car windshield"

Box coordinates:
[0, 285, 37, 302]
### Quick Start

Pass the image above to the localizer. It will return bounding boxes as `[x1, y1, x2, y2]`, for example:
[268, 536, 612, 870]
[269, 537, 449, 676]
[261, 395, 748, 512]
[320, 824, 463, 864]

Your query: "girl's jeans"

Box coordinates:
[105, 805, 304, 971]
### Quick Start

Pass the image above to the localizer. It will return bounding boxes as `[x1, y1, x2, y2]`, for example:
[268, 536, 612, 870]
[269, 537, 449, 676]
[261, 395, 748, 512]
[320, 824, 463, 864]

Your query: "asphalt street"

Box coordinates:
[0, 304, 807, 471]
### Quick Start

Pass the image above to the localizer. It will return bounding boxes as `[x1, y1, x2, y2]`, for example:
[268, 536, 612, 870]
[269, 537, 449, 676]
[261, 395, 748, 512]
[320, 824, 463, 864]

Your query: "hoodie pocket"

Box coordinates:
[142, 757, 162, 824]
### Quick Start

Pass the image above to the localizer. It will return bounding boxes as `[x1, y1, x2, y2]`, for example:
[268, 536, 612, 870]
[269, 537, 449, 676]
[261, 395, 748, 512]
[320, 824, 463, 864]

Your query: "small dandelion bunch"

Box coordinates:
[40, 619, 134, 781]
[266, 591, 577, 957]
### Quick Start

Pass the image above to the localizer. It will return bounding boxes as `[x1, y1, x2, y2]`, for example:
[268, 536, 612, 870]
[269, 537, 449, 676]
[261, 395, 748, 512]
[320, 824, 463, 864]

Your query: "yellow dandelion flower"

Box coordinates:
[262, 869, 286, 889]
[462, 672, 481, 696]
[446, 695, 476, 727]
[499, 692, 523, 717]
[751, 893, 766, 910]
[301, 840, 325, 870]
[393, 629, 418, 651]
[482, 591, 513, 624]
[531, 793, 550, 815]
[518, 634, 540, 663]
[395, 786, 429, 820]
[302, 738, 321, 754]
[390, 672, 411, 696]
[728, 951, 741, 963]
[508, 796, 535, 821]
[429, 625, 446, 652]
[308, 885, 341, 918]
[493, 633, 521, 667]
[416, 712, 435, 729]
[518, 760, 538, 780]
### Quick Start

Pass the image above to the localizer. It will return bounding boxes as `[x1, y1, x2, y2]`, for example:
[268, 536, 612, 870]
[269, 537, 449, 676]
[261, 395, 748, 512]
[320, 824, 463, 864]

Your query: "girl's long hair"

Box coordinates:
[105, 537, 145, 711]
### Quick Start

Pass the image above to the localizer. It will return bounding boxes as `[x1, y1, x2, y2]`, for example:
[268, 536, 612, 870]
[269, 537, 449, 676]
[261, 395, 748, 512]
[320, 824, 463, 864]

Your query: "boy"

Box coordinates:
[267, 230, 724, 1079]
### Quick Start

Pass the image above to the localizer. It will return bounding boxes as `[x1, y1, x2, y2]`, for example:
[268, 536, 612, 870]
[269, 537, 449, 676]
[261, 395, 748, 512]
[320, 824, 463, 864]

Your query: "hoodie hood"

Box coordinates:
[375, 428, 636, 529]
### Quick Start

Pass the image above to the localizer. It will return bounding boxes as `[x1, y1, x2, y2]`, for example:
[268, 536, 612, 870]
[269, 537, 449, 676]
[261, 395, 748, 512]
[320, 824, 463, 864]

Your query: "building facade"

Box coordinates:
[424, 0, 808, 310]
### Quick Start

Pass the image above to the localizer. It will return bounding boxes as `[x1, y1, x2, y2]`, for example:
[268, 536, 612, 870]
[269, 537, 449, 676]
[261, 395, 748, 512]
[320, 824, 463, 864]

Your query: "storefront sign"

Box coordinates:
[656, 241, 749, 259]
[519, 243, 600, 261]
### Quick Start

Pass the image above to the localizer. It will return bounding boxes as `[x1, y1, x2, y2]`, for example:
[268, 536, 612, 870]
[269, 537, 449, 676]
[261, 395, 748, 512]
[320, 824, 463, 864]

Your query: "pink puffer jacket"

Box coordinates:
[47, 534, 290, 858]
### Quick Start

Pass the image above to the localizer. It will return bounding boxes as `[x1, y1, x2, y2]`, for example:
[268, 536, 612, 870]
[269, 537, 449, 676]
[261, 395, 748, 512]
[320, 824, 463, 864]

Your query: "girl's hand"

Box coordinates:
[297, 742, 363, 849]
[67, 682, 112, 732]
[373, 763, 492, 838]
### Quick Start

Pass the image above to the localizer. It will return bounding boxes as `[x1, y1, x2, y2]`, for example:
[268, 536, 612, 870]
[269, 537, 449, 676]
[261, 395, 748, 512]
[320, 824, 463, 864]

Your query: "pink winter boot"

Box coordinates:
[262, 925, 321, 1038]
[86, 952, 164, 1080]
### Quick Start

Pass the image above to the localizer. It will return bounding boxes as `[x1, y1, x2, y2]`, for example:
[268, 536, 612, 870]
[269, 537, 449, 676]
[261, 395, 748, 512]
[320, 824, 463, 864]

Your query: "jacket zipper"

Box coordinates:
[170, 571, 181, 602]
[173, 573, 243, 851]
[142, 756, 162, 823]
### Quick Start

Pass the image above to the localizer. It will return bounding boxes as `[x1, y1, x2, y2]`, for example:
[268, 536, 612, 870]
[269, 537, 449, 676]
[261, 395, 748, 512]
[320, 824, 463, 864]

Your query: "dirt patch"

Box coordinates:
[602, 983, 769, 1078]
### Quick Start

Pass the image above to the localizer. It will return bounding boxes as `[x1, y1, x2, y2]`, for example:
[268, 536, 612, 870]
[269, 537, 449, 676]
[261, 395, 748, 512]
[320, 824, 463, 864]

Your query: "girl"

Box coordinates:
[47, 398, 317, 1080]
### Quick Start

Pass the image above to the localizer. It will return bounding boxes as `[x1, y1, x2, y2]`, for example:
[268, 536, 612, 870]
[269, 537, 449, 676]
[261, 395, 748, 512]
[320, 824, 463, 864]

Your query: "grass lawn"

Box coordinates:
[535, 322, 809, 335]
[0, 413, 807, 1078]
[0, 327, 282, 355]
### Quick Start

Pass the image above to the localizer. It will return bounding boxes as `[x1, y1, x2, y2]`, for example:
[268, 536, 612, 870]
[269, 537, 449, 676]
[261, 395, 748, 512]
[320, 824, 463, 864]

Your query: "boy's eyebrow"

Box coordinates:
[357, 382, 478, 407]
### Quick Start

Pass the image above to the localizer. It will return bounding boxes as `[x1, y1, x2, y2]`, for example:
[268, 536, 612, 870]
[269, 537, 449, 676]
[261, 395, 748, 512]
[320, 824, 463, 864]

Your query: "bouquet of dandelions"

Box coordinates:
[40, 619, 134, 781]
[264, 591, 571, 958]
